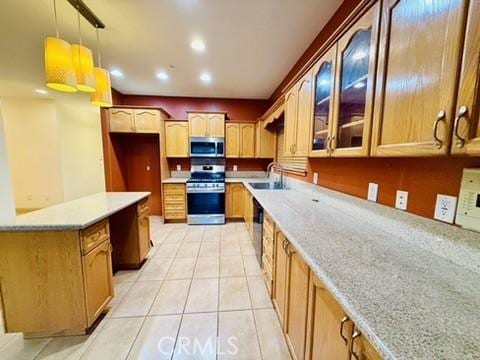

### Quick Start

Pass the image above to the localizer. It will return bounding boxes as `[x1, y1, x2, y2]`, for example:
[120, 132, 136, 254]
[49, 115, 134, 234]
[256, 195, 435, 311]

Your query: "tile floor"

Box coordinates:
[0, 217, 291, 360]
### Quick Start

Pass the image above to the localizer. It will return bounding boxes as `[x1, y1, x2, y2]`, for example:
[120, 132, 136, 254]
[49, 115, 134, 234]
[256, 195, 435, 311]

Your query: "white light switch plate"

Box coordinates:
[176, 164, 181, 171]
[313, 172, 318, 185]
[233, 165, 238, 171]
[434, 194, 457, 224]
[395, 190, 408, 210]
[368, 183, 378, 202]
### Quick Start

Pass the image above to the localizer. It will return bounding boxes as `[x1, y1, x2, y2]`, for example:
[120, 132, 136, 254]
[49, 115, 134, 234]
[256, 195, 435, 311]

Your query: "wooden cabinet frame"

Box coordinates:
[109, 108, 160, 133]
[165, 121, 189, 157]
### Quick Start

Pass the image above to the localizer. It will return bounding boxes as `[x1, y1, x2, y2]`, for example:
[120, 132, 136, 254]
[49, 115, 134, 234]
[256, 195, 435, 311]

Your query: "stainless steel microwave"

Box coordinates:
[190, 137, 225, 158]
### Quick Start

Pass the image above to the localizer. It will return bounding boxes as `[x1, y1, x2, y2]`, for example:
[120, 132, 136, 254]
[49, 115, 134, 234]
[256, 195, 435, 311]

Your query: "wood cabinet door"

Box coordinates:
[207, 113, 225, 137]
[83, 240, 113, 325]
[331, 3, 380, 157]
[451, 1, 480, 155]
[226, 183, 245, 218]
[134, 110, 160, 133]
[240, 123, 255, 158]
[255, 121, 275, 158]
[371, 0, 467, 156]
[273, 231, 288, 327]
[225, 123, 240, 157]
[284, 88, 298, 156]
[109, 108, 135, 132]
[285, 247, 310, 360]
[188, 113, 208, 137]
[305, 273, 352, 360]
[137, 213, 151, 261]
[165, 122, 189, 157]
[310, 45, 337, 157]
[295, 70, 314, 156]
[351, 332, 383, 360]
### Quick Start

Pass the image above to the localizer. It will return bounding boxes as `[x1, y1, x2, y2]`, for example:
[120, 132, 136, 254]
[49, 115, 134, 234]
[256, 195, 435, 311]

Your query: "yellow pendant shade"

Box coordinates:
[44, 37, 78, 92]
[90, 67, 112, 107]
[72, 44, 96, 92]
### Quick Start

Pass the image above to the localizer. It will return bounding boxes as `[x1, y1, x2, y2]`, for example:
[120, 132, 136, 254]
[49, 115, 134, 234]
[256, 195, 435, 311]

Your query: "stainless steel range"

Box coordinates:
[187, 158, 225, 225]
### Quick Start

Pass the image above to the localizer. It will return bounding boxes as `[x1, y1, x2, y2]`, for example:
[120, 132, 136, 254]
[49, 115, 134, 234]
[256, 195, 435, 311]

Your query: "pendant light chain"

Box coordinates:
[53, 0, 59, 38]
[96, 26, 102, 68]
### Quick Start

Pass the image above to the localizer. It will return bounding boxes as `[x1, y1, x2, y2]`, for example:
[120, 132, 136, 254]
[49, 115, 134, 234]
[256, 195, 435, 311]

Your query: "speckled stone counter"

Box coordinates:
[0, 192, 150, 231]
[239, 178, 480, 360]
[162, 178, 188, 184]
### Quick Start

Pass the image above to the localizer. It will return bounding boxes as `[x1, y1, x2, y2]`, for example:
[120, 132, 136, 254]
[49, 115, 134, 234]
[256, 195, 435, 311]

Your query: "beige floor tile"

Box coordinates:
[184, 228, 204, 243]
[105, 281, 134, 317]
[253, 309, 291, 360]
[113, 270, 140, 284]
[185, 278, 219, 313]
[164, 229, 188, 244]
[172, 312, 217, 360]
[166, 257, 197, 280]
[155, 243, 181, 258]
[239, 241, 256, 256]
[220, 256, 245, 277]
[127, 315, 181, 360]
[137, 257, 173, 281]
[81, 317, 143, 360]
[202, 229, 221, 242]
[237, 231, 251, 243]
[243, 255, 262, 276]
[220, 240, 242, 257]
[0, 336, 50, 360]
[221, 222, 237, 235]
[176, 242, 201, 258]
[111, 281, 162, 317]
[221, 231, 238, 242]
[218, 310, 261, 360]
[198, 241, 220, 257]
[219, 277, 251, 311]
[247, 276, 273, 309]
[194, 257, 219, 278]
[149, 279, 191, 315]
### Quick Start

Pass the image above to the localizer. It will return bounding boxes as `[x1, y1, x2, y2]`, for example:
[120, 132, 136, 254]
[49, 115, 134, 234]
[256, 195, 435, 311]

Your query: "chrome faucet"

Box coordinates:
[266, 162, 285, 188]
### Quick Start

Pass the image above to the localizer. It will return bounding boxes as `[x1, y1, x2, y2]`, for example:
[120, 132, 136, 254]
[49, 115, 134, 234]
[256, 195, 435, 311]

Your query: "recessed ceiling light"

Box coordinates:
[156, 71, 169, 80]
[35, 89, 48, 95]
[110, 69, 124, 78]
[191, 39, 206, 52]
[200, 72, 212, 83]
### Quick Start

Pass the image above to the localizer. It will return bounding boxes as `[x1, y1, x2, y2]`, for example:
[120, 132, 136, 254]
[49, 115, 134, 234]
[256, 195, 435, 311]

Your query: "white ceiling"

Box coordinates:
[0, 0, 342, 99]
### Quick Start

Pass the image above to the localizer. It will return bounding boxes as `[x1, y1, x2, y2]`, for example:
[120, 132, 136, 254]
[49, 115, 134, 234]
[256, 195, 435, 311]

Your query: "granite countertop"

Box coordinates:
[0, 192, 150, 231]
[162, 178, 189, 184]
[237, 180, 480, 360]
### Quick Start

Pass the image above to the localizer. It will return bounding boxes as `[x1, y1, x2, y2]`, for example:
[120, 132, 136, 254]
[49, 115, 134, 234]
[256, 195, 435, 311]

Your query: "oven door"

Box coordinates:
[187, 192, 225, 215]
[190, 138, 218, 157]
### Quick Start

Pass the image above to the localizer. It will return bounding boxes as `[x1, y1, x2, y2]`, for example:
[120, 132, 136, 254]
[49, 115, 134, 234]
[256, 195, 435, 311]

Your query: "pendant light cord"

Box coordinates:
[96, 26, 102, 67]
[53, 0, 59, 38]
[77, 5, 82, 45]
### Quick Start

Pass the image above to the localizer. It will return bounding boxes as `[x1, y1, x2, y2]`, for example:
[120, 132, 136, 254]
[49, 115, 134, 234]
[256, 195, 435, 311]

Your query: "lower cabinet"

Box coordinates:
[137, 209, 151, 261]
[83, 239, 114, 325]
[244, 189, 254, 237]
[225, 183, 245, 218]
[163, 183, 187, 220]
[273, 230, 289, 326]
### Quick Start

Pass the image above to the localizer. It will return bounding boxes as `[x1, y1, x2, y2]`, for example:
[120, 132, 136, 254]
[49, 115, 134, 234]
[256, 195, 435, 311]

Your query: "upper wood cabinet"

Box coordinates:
[188, 112, 225, 137]
[331, 3, 380, 157]
[109, 108, 160, 133]
[284, 70, 313, 156]
[255, 120, 275, 158]
[165, 121, 189, 157]
[225, 183, 245, 218]
[451, 1, 480, 155]
[371, 0, 467, 156]
[225, 122, 255, 158]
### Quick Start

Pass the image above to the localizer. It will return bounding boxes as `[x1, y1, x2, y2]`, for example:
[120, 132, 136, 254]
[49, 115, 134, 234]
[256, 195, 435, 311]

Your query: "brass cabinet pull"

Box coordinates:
[331, 135, 336, 153]
[350, 330, 362, 360]
[453, 105, 469, 148]
[293, 143, 296, 154]
[340, 316, 350, 345]
[433, 110, 446, 149]
[326, 136, 331, 154]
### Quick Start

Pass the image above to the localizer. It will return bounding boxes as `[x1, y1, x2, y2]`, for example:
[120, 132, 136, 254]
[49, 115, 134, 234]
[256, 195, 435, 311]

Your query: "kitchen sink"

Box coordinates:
[249, 182, 286, 190]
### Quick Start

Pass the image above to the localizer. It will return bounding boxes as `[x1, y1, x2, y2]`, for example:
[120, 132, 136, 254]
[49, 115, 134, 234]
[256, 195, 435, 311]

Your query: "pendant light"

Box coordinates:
[72, 5, 96, 92]
[90, 26, 112, 107]
[45, 0, 77, 92]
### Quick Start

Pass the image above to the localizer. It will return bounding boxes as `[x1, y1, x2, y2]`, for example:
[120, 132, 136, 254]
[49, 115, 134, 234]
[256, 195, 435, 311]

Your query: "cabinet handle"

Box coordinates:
[293, 143, 296, 154]
[326, 136, 331, 154]
[453, 105, 469, 148]
[340, 316, 350, 345]
[331, 136, 336, 153]
[433, 110, 446, 149]
[109, 243, 113, 253]
[350, 330, 362, 360]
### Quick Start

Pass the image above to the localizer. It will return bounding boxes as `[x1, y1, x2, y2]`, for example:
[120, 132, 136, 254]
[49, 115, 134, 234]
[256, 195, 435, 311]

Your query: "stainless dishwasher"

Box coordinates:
[252, 198, 264, 266]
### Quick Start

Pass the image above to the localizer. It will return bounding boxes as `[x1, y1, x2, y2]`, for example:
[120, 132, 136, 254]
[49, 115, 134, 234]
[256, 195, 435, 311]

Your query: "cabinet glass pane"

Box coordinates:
[312, 61, 333, 151]
[337, 29, 371, 149]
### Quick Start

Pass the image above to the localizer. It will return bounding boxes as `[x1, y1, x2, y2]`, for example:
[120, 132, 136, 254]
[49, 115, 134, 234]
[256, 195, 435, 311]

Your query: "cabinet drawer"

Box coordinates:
[81, 220, 110, 255]
[164, 210, 186, 219]
[164, 202, 186, 211]
[262, 253, 273, 275]
[137, 199, 150, 216]
[264, 212, 275, 232]
[164, 184, 186, 194]
[164, 194, 186, 202]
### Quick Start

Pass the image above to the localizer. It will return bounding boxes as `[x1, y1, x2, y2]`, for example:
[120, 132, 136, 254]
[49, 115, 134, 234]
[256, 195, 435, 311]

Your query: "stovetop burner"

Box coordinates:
[187, 178, 225, 183]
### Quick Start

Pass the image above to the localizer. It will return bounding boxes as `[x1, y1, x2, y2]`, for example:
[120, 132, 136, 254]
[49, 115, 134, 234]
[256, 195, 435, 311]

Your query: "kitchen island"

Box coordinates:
[0, 192, 151, 338]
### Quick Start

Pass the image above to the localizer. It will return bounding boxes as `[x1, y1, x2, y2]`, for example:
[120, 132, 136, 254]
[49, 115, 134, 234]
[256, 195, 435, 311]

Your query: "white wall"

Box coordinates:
[0, 102, 16, 220]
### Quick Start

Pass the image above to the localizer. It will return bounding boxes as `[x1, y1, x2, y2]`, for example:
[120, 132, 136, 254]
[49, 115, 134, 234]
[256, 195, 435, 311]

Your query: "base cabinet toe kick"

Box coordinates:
[0, 194, 152, 338]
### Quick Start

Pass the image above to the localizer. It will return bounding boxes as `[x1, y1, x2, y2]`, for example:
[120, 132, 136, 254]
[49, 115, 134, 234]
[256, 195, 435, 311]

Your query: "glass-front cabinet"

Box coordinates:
[309, 3, 380, 157]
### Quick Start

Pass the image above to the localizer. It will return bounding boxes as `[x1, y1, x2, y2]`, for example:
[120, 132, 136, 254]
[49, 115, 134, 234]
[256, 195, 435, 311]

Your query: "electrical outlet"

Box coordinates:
[176, 164, 181, 171]
[233, 165, 238, 171]
[434, 194, 457, 224]
[368, 183, 378, 202]
[313, 172, 318, 185]
[395, 190, 408, 210]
